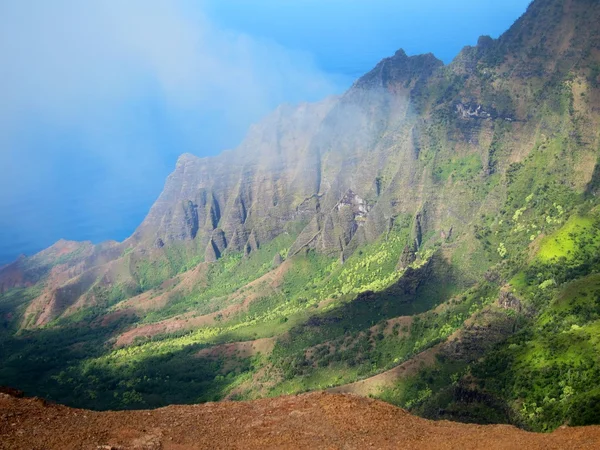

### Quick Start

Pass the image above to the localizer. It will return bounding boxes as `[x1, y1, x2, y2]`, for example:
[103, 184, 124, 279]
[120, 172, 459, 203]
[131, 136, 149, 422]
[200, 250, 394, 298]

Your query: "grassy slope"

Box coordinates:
[379, 206, 600, 432]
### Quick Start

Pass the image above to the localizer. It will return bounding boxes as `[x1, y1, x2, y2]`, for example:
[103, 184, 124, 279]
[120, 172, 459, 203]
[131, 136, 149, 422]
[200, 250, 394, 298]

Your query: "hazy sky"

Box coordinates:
[0, 0, 531, 263]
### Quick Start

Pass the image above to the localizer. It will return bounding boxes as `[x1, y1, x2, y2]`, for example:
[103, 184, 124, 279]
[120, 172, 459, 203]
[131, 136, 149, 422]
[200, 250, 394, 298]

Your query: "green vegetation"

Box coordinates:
[536, 215, 598, 262]
[473, 274, 600, 430]
[267, 280, 497, 396]
[381, 211, 600, 431]
[0, 218, 463, 410]
[141, 232, 300, 323]
[434, 154, 482, 183]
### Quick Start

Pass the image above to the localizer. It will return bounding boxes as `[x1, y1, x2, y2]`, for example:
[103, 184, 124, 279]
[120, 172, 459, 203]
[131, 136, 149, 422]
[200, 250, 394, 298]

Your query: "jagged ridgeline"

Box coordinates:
[1, 0, 600, 432]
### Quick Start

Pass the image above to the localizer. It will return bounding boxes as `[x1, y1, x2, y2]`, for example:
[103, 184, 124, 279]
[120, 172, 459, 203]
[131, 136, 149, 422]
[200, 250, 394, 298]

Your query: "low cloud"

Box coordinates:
[0, 0, 343, 262]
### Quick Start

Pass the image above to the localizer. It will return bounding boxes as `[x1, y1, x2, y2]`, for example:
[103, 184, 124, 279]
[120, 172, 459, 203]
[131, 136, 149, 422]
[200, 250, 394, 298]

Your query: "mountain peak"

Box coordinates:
[352, 49, 443, 90]
[176, 152, 201, 165]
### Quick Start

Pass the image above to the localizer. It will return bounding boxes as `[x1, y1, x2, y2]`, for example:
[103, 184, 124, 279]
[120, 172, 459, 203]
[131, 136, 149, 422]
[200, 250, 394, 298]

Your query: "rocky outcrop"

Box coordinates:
[397, 244, 417, 270]
[204, 239, 221, 263]
[353, 49, 443, 93]
[497, 288, 522, 312]
[456, 103, 497, 120]
[244, 231, 260, 257]
[128, 98, 338, 261]
[272, 253, 284, 269]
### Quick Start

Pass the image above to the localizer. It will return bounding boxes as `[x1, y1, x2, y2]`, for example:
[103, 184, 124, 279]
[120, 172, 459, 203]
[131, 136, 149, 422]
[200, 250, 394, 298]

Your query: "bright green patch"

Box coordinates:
[434, 154, 482, 183]
[536, 215, 597, 262]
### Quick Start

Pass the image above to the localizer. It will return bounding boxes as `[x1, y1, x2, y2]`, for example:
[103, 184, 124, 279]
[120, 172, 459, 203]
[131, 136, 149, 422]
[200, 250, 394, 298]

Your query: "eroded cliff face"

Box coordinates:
[126, 48, 450, 264]
[127, 0, 600, 267]
[129, 98, 336, 257]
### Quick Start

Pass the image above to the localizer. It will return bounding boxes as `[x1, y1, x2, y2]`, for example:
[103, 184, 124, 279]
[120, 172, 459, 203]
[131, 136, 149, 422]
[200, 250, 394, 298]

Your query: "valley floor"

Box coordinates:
[2, 391, 600, 450]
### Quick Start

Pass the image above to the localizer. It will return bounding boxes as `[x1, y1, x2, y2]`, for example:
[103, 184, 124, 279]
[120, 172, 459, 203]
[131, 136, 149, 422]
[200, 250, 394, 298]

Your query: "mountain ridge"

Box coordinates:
[1, 0, 600, 433]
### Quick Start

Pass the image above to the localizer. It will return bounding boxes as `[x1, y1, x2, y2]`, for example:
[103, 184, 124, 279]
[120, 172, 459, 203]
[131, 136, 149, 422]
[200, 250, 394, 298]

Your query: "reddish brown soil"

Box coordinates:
[115, 261, 291, 347]
[116, 264, 210, 315]
[97, 309, 138, 328]
[114, 313, 211, 347]
[52, 240, 84, 257]
[329, 343, 442, 396]
[196, 337, 275, 360]
[0, 262, 27, 293]
[2, 392, 600, 450]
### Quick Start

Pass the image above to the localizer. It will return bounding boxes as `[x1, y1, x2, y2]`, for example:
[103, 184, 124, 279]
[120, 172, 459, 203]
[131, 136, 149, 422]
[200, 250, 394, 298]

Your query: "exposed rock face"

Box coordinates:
[182, 200, 200, 240]
[497, 288, 522, 312]
[126, 49, 450, 262]
[456, 103, 497, 120]
[272, 253, 284, 269]
[244, 231, 259, 257]
[129, 99, 338, 258]
[397, 244, 417, 270]
[3, 1, 600, 435]
[204, 239, 220, 263]
[39, 0, 600, 274]
[353, 49, 443, 92]
[336, 190, 370, 219]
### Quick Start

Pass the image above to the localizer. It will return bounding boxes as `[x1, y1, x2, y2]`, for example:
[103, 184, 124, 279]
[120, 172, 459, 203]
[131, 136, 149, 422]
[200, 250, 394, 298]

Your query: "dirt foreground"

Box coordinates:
[2, 391, 600, 449]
